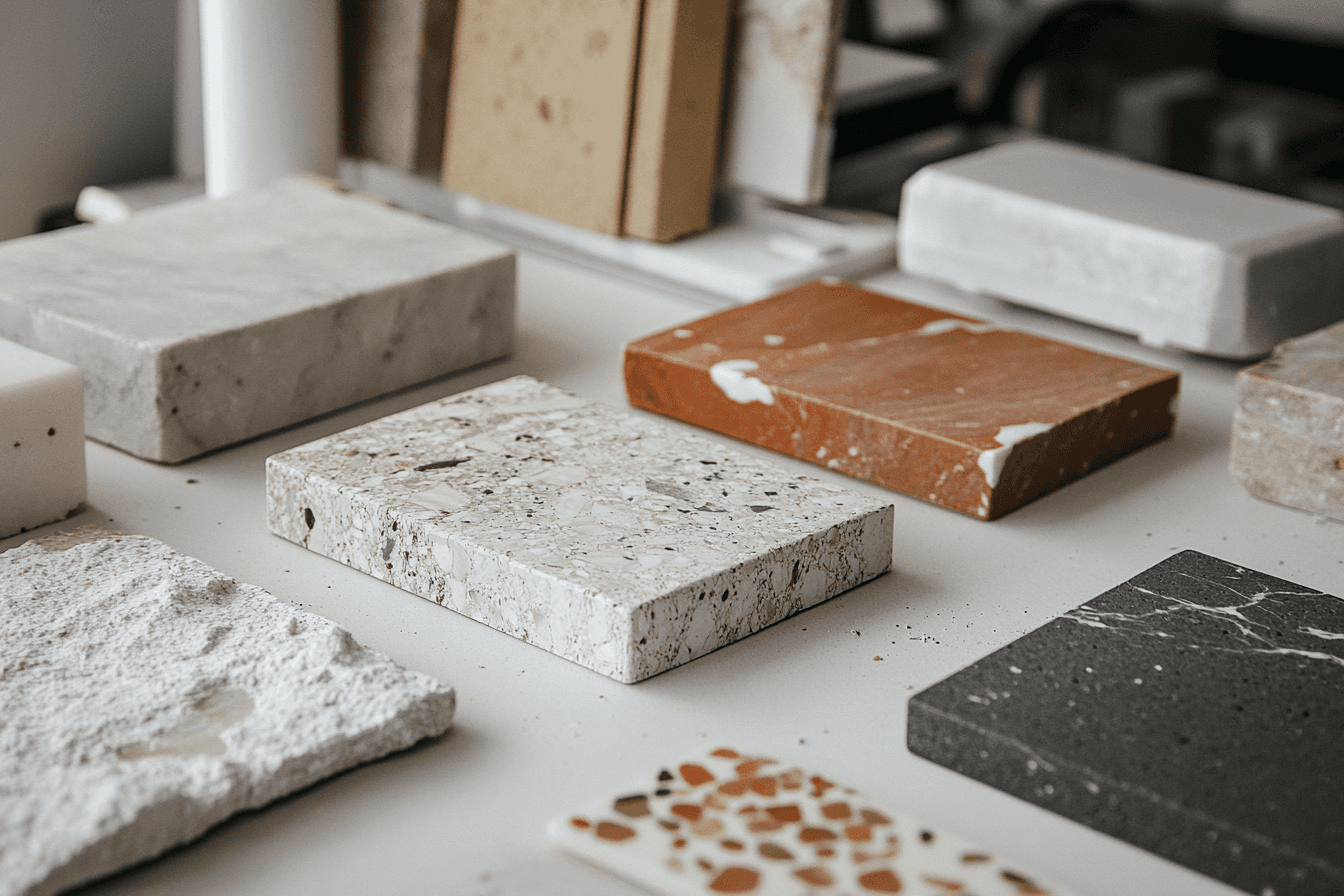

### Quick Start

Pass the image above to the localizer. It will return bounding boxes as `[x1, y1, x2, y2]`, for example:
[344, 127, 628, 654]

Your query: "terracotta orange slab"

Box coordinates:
[624, 280, 1179, 519]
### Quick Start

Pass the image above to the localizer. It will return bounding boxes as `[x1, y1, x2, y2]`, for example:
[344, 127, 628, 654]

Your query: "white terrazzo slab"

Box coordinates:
[721, 0, 845, 206]
[897, 139, 1344, 358]
[266, 376, 893, 683]
[0, 338, 85, 539]
[1231, 319, 1344, 520]
[0, 528, 455, 896]
[0, 176, 514, 463]
[549, 746, 1076, 895]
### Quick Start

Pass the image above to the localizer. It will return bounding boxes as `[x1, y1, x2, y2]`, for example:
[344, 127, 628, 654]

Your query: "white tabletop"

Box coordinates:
[5, 251, 1339, 896]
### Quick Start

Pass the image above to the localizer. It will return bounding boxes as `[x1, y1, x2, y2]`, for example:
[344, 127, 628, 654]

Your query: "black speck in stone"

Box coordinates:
[304, 508, 315, 529]
[908, 551, 1344, 896]
[749, 505, 776, 513]
[47, 427, 55, 436]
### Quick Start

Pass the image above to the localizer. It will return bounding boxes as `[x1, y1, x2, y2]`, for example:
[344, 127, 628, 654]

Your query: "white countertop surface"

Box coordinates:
[5, 250, 1339, 896]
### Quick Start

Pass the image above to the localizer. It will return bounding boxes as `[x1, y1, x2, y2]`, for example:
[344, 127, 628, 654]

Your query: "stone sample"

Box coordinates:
[550, 746, 1076, 896]
[0, 338, 85, 539]
[624, 279, 1178, 520]
[443, 0, 643, 235]
[1231, 320, 1344, 521]
[897, 139, 1344, 358]
[721, 0, 845, 206]
[909, 551, 1344, 896]
[342, 0, 458, 175]
[622, 0, 733, 243]
[266, 376, 893, 683]
[0, 528, 455, 896]
[0, 176, 515, 463]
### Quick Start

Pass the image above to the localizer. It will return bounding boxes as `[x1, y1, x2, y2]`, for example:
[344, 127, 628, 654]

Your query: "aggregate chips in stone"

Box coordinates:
[550, 747, 1072, 895]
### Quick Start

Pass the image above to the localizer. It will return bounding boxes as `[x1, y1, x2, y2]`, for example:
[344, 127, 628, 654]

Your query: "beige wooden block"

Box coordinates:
[622, 0, 732, 243]
[443, 0, 642, 235]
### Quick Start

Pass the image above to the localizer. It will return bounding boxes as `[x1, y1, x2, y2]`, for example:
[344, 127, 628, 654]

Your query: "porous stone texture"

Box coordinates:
[0, 176, 514, 463]
[0, 528, 456, 896]
[550, 746, 1075, 895]
[266, 376, 893, 683]
[897, 139, 1344, 358]
[909, 551, 1344, 896]
[624, 279, 1179, 520]
[0, 339, 85, 538]
[1231, 320, 1344, 521]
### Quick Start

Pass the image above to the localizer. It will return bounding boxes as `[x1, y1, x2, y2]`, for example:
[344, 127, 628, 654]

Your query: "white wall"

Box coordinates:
[0, 0, 176, 241]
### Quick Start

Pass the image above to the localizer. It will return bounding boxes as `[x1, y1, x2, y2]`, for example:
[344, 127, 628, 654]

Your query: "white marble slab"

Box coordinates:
[548, 746, 1077, 896]
[0, 528, 455, 896]
[721, 0, 844, 206]
[266, 376, 893, 683]
[0, 176, 515, 463]
[0, 338, 85, 539]
[897, 139, 1344, 358]
[1231, 320, 1344, 520]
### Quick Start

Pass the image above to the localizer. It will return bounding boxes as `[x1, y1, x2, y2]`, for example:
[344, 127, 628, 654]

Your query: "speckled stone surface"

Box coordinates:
[909, 551, 1344, 896]
[266, 376, 893, 683]
[0, 176, 514, 463]
[624, 279, 1178, 520]
[897, 139, 1344, 358]
[0, 528, 455, 896]
[1231, 320, 1344, 521]
[549, 746, 1075, 895]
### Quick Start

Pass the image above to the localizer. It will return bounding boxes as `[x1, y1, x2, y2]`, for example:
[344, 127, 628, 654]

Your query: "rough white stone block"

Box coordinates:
[0, 339, 85, 539]
[0, 528, 455, 896]
[266, 376, 893, 683]
[0, 176, 515, 463]
[897, 139, 1344, 358]
[1231, 320, 1344, 520]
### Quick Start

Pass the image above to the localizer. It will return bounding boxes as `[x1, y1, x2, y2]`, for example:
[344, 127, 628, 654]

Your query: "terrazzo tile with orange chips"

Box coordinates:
[549, 747, 1074, 895]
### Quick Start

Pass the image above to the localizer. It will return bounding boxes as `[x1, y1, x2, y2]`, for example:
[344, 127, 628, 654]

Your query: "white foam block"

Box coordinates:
[548, 746, 1077, 896]
[0, 339, 85, 539]
[1231, 320, 1344, 520]
[0, 528, 455, 896]
[0, 176, 515, 462]
[266, 376, 893, 683]
[897, 139, 1344, 358]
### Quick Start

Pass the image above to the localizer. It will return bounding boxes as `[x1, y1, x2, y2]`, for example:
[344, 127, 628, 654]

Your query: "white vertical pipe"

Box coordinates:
[199, 0, 339, 198]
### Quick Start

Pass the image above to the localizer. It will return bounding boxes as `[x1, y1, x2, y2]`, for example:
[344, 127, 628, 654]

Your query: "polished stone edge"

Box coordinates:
[624, 347, 1178, 520]
[265, 454, 894, 684]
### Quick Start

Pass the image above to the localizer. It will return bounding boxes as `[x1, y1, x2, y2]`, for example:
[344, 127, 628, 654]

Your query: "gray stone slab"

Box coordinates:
[0, 176, 515, 463]
[909, 551, 1344, 896]
[0, 528, 455, 896]
[1231, 320, 1344, 521]
[266, 376, 894, 683]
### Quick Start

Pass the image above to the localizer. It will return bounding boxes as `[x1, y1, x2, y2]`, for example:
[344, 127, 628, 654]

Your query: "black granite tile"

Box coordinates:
[908, 551, 1344, 896]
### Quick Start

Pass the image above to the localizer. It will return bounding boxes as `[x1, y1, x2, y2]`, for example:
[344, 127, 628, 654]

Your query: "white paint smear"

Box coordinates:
[977, 422, 1052, 488]
[917, 318, 999, 337]
[709, 360, 774, 405]
[763, 334, 786, 346]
